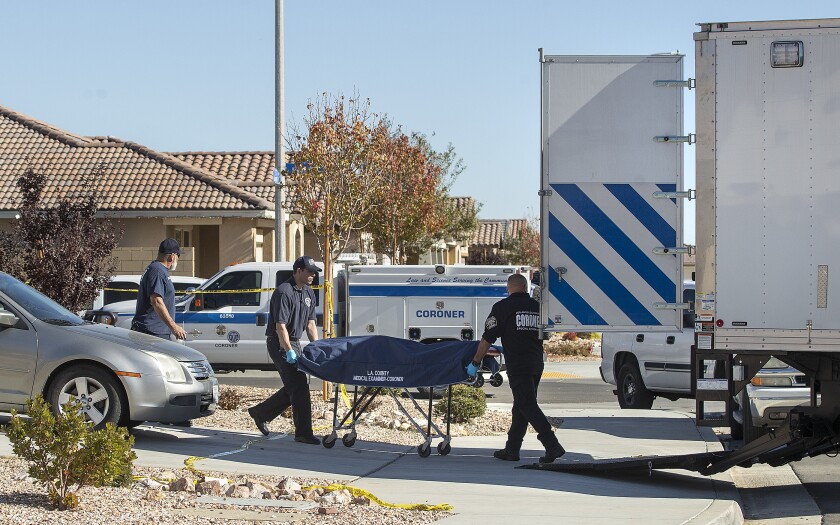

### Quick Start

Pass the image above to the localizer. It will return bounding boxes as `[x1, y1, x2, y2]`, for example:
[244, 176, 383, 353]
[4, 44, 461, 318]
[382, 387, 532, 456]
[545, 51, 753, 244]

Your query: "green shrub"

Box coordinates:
[6, 395, 136, 510]
[544, 339, 593, 357]
[433, 384, 486, 422]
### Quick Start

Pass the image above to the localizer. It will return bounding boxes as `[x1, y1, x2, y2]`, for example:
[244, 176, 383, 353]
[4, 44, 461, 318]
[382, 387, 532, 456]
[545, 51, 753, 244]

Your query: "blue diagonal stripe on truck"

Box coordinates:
[605, 183, 677, 248]
[552, 183, 676, 303]
[548, 266, 606, 325]
[348, 285, 508, 298]
[549, 212, 660, 326]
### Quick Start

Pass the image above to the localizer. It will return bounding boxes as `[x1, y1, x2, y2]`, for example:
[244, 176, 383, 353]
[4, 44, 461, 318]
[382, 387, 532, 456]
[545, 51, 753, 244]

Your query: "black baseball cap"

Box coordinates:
[158, 238, 184, 255]
[293, 255, 321, 272]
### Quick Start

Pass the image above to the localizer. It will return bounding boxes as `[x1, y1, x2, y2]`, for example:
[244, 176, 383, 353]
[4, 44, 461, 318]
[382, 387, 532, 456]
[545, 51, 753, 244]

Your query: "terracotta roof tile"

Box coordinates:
[471, 218, 528, 248]
[0, 105, 272, 212]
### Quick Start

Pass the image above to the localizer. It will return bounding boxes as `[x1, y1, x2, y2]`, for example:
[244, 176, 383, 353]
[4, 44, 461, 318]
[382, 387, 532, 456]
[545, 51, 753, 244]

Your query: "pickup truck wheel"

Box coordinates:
[617, 363, 654, 409]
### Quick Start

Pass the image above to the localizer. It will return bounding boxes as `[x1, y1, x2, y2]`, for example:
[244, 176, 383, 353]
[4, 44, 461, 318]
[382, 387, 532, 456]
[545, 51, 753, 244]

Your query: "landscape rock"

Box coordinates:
[277, 477, 302, 493]
[196, 480, 222, 496]
[319, 489, 352, 506]
[168, 477, 195, 493]
[158, 470, 178, 481]
[225, 484, 251, 499]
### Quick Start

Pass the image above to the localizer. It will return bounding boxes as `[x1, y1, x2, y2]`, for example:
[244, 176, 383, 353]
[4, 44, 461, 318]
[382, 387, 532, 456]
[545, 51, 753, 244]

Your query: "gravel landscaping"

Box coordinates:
[0, 383, 565, 524]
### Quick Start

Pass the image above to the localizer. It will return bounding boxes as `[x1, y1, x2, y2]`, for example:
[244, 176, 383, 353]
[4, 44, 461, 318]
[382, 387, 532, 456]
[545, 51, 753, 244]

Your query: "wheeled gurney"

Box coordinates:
[298, 335, 501, 457]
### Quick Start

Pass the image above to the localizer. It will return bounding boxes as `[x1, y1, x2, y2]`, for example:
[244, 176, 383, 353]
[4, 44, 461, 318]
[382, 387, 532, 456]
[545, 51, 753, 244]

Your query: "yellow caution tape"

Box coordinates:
[103, 286, 324, 294]
[302, 483, 453, 512]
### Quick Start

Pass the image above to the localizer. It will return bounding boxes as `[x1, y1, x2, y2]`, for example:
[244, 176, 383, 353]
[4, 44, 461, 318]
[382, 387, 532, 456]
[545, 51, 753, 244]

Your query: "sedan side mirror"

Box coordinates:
[0, 310, 20, 328]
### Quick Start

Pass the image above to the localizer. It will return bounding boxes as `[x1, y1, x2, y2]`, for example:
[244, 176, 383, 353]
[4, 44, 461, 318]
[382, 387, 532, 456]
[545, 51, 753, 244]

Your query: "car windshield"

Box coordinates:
[0, 273, 86, 326]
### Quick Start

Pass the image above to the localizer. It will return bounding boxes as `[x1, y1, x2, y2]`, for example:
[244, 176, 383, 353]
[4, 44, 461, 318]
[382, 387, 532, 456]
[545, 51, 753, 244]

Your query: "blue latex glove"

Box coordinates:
[466, 362, 479, 377]
[285, 348, 298, 364]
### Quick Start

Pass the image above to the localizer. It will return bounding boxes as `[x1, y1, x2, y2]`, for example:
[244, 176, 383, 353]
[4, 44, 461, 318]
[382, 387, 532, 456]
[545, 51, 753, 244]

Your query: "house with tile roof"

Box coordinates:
[418, 196, 478, 265]
[0, 105, 311, 278]
[468, 218, 529, 260]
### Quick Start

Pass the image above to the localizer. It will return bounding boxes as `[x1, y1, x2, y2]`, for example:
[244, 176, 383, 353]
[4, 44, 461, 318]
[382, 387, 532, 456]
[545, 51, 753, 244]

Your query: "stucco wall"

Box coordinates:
[117, 219, 168, 247]
[112, 246, 195, 276]
[219, 218, 256, 267]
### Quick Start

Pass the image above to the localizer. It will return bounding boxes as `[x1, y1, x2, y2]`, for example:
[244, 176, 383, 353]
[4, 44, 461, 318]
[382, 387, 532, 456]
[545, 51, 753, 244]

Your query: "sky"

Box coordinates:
[1, 1, 837, 246]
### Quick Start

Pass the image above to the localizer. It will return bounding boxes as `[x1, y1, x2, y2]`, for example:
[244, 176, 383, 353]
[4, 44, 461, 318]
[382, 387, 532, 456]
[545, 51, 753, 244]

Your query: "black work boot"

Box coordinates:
[539, 443, 566, 464]
[247, 407, 270, 436]
[493, 448, 520, 461]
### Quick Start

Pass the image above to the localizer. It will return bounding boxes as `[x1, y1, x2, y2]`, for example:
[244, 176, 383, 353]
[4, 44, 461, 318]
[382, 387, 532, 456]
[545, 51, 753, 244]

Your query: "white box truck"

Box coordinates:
[691, 19, 840, 472]
[540, 19, 840, 472]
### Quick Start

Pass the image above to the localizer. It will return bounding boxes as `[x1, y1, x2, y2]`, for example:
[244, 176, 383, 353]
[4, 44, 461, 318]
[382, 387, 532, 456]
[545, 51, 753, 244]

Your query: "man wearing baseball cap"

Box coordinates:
[132, 238, 187, 341]
[248, 255, 322, 444]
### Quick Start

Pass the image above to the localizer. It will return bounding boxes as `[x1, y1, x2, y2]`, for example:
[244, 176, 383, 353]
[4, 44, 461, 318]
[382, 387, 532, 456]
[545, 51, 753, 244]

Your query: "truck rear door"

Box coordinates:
[541, 54, 686, 332]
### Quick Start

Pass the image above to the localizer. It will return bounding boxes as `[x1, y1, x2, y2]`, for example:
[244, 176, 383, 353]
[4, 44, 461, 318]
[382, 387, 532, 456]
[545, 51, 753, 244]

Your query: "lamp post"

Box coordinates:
[274, 0, 286, 262]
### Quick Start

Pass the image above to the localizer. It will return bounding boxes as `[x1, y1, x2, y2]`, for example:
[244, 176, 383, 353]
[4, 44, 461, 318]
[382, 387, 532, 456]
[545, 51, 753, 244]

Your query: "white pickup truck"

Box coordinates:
[599, 281, 811, 441]
[84, 262, 324, 372]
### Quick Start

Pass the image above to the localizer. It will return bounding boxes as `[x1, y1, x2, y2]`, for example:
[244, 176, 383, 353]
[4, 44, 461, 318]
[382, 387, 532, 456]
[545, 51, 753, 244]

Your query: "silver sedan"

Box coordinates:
[0, 272, 218, 429]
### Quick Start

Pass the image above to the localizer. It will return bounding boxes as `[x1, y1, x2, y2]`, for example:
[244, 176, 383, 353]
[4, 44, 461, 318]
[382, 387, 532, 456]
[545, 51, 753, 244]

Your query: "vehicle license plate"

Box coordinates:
[212, 384, 219, 403]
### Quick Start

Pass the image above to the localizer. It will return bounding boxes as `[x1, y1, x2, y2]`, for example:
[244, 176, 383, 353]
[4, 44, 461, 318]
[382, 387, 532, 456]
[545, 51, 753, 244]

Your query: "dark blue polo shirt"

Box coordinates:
[266, 277, 316, 340]
[481, 292, 544, 375]
[133, 260, 175, 336]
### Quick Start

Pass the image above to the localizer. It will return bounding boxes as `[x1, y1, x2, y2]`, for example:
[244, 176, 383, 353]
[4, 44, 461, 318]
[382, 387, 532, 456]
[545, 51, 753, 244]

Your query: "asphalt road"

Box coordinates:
[791, 455, 840, 525]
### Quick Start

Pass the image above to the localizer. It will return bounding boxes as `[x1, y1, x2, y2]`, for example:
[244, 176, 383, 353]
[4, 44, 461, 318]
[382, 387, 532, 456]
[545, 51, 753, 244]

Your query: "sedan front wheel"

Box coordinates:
[47, 365, 128, 430]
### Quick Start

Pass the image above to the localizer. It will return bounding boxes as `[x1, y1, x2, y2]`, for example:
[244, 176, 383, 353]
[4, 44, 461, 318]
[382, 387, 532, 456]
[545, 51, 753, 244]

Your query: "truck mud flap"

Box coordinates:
[517, 451, 732, 474]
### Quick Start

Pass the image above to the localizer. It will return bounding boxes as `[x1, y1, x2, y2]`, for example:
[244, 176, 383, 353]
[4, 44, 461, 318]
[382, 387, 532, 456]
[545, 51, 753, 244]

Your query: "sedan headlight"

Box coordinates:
[92, 312, 117, 325]
[144, 351, 189, 383]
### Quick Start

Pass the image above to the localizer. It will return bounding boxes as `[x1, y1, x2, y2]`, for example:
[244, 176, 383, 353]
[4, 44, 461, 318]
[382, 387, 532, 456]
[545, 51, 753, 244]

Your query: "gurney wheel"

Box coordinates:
[490, 374, 503, 387]
[342, 432, 357, 447]
[417, 443, 432, 458]
[437, 441, 451, 456]
[474, 374, 485, 388]
[323, 434, 337, 449]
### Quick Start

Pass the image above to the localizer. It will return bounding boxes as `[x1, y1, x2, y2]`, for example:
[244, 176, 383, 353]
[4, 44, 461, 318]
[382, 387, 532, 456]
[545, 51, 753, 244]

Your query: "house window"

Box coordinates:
[174, 228, 192, 248]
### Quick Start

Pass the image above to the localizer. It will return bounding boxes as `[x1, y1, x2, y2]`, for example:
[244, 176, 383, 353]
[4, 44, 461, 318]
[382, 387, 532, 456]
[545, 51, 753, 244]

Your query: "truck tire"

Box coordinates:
[617, 363, 654, 409]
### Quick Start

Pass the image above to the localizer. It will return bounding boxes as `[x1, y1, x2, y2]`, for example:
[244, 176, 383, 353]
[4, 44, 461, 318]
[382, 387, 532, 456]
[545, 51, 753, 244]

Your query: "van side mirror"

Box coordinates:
[0, 310, 19, 328]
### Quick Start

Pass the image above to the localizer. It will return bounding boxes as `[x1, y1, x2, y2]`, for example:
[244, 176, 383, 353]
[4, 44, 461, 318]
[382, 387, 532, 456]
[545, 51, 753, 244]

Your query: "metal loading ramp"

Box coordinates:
[517, 451, 732, 475]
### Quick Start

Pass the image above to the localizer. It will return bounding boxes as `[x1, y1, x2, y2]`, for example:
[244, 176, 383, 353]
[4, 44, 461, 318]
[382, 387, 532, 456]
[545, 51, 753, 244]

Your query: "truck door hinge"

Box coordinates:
[652, 246, 693, 255]
[538, 189, 553, 196]
[653, 78, 696, 89]
[654, 189, 695, 201]
[654, 134, 695, 144]
[653, 302, 690, 310]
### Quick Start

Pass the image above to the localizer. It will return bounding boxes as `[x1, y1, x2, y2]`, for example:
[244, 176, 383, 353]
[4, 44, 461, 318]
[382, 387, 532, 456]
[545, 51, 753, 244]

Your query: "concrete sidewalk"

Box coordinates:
[0, 404, 742, 524]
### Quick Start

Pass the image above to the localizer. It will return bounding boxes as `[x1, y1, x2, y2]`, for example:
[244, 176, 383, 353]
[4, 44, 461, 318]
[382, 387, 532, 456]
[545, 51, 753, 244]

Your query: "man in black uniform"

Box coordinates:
[468, 273, 565, 463]
[132, 238, 187, 341]
[248, 256, 321, 444]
